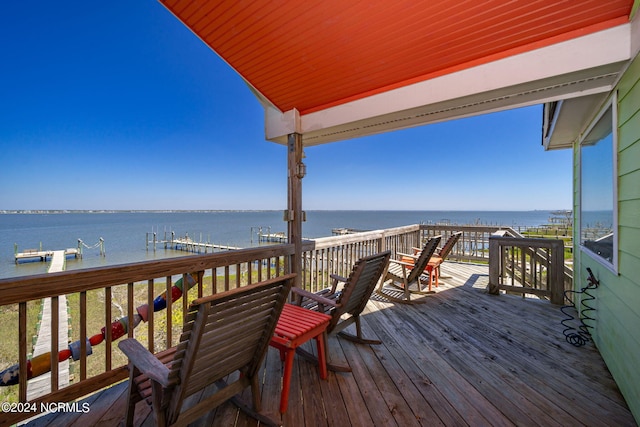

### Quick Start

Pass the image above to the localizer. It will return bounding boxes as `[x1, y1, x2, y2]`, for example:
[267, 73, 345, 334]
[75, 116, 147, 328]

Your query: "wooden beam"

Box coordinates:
[287, 133, 304, 288]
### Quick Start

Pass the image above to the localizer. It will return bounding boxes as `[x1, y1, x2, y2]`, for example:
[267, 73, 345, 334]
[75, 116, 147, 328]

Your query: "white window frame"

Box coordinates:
[578, 92, 618, 274]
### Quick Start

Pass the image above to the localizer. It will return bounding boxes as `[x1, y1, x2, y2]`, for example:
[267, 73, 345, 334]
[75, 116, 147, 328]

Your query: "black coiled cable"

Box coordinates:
[561, 268, 599, 347]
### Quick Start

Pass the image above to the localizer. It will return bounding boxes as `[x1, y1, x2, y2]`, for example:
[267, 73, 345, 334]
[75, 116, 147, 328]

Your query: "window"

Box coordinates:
[580, 97, 617, 269]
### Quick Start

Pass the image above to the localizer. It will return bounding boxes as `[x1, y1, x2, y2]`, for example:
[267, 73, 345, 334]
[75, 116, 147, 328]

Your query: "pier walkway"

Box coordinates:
[26, 251, 70, 400]
[170, 237, 241, 252]
[146, 234, 241, 253]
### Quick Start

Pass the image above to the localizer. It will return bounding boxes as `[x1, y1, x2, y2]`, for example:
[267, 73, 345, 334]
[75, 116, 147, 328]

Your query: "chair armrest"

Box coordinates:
[396, 252, 417, 260]
[428, 256, 443, 266]
[329, 273, 348, 282]
[389, 258, 414, 268]
[329, 274, 348, 293]
[118, 338, 171, 388]
[291, 287, 339, 308]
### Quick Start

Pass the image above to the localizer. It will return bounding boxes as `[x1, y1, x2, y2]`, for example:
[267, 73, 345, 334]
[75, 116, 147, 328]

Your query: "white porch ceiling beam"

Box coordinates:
[265, 23, 632, 146]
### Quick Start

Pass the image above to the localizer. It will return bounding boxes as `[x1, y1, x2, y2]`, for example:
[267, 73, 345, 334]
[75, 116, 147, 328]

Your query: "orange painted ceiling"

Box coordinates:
[160, 0, 633, 115]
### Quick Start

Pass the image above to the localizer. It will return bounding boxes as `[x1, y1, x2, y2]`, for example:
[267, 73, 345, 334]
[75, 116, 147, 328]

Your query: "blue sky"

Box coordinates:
[0, 2, 572, 211]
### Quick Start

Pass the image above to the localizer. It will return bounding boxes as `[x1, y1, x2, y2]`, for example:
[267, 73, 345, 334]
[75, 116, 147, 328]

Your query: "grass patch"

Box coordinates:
[0, 301, 45, 403]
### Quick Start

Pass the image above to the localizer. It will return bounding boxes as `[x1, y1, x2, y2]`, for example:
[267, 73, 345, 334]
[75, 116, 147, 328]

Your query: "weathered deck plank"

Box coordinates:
[24, 262, 637, 427]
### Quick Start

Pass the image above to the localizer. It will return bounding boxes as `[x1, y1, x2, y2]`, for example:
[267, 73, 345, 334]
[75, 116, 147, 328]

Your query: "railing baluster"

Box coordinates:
[127, 283, 134, 338]
[197, 271, 204, 298]
[520, 246, 526, 294]
[19, 302, 27, 402]
[166, 275, 172, 349]
[236, 263, 241, 288]
[80, 291, 87, 381]
[182, 274, 189, 323]
[313, 249, 319, 292]
[105, 287, 112, 371]
[512, 245, 519, 287]
[147, 279, 154, 354]
[51, 296, 59, 392]
[546, 247, 551, 291]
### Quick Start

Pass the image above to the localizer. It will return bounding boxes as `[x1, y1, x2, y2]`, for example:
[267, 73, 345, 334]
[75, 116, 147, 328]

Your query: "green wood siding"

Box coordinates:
[576, 52, 640, 422]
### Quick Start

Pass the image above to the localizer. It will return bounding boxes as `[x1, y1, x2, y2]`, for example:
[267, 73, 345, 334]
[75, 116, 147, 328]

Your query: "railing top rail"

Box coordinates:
[489, 236, 564, 248]
[420, 224, 514, 232]
[307, 224, 421, 250]
[0, 244, 295, 305]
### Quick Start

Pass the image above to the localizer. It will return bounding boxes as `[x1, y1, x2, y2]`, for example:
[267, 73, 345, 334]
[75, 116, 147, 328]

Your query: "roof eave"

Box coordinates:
[543, 13, 640, 151]
[265, 23, 632, 146]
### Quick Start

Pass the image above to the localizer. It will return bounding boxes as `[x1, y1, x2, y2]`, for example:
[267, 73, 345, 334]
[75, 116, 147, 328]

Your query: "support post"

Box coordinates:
[550, 240, 565, 305]
[488, 237, 501, 295]
[287, 132, 304, 288]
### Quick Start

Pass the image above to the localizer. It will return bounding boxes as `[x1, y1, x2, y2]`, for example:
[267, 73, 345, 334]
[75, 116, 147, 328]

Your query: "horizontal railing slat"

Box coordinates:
[0, 245, 295, 305]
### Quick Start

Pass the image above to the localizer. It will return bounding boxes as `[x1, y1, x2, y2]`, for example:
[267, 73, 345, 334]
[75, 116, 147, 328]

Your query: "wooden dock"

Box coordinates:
[258, 231, 288, 243]
[146, 233, 241, 253]
[332, 227, 370, 235]
[170, 237, 241, 252]
[27, 251, 70, 400]
[15, 248, 80, 264]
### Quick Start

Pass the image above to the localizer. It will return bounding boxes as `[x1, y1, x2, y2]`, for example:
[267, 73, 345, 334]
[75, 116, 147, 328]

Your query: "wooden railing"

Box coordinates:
[299, 224, 525, 292]
[300, 225, 422, 292]
[0, 245, 294, 425]
[419, 224, 515, 262]
[0, 223, 574, 424]
[488, 236, 566, 304]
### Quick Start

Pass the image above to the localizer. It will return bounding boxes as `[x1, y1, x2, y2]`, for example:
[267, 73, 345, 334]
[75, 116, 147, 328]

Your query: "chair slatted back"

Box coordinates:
[406, 236, 441, 283]
[334, 251, 391, 328]
[167, 274, 294, 421]
[439, 232, 462, 259]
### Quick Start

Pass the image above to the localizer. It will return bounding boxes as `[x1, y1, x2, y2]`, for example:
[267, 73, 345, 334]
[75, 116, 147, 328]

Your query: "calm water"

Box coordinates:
[0, 210, 556, 279]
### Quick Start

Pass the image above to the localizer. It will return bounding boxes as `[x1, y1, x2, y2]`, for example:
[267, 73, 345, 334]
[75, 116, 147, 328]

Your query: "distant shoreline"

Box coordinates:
[0, 210, 280, 214]
[0, 209, 567, 214]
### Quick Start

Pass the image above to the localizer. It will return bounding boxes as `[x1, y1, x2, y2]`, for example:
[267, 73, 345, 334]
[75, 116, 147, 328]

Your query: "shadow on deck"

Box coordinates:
[25, 262, 636, 427]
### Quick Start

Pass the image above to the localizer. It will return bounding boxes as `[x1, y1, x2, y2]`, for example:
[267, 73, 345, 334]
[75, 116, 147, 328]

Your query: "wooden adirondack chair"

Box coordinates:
[118, 274, 294, 427]
[290, 251, 391, 371]
[407, 231, 463, 288]
[377, 236, 441, 303]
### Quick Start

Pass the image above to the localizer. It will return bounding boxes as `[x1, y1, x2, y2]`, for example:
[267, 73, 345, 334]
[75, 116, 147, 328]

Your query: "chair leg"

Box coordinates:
[376, 282, 431, 304]
[315, 332, 328, 380]
[220, 378, 280, 427]
[337, 316, 382, 345]
[251, 374, 262, 413]
[280, 348, 295, 413]
[425, 266, 434, 292]
[403, 278, 411, 301]
[124, 364, 141, 427]
[151, 382, 167, 427]
[433, 266, 439, 288]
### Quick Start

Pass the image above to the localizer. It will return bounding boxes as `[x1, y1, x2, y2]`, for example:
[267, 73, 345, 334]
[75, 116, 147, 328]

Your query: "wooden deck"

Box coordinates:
[24, 262, 636, 427]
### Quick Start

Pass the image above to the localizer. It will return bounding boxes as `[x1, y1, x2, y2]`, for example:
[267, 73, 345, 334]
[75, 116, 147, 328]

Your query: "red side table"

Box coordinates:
[400, 255, 440, 291]
[270, 303, 332, 413]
